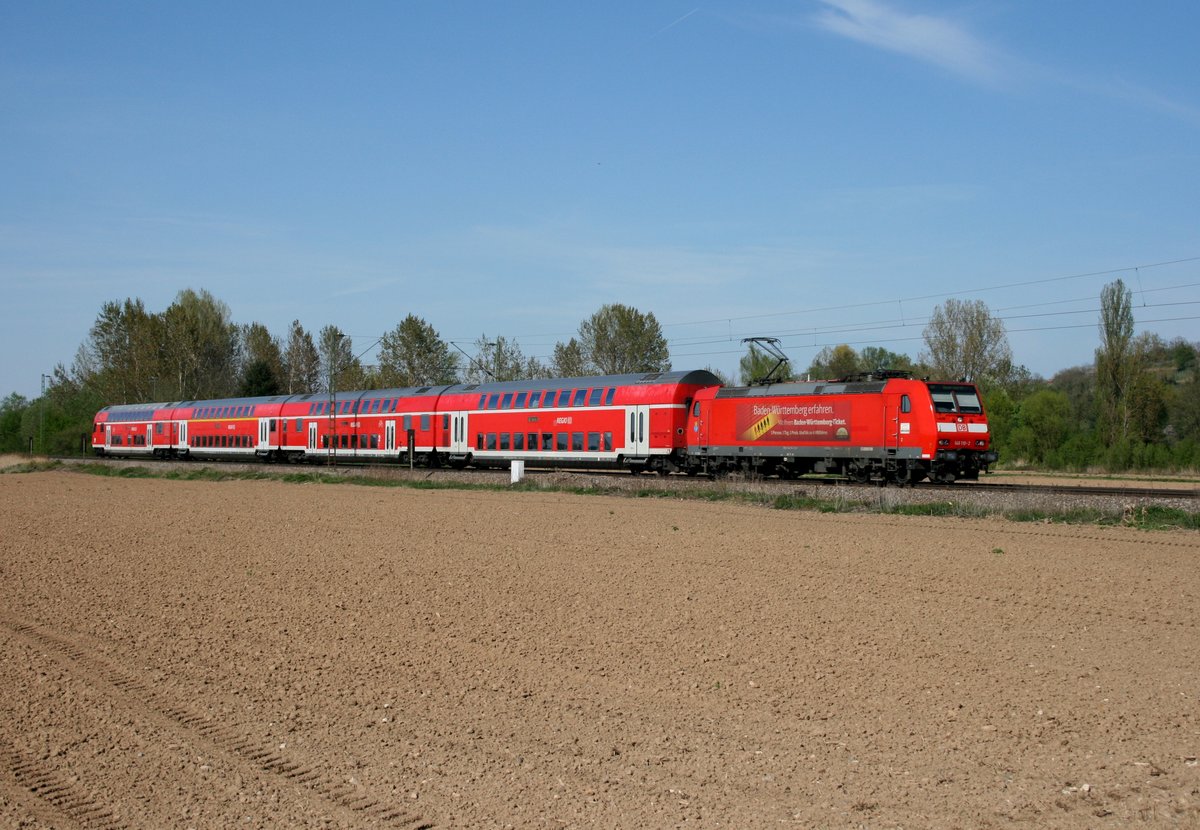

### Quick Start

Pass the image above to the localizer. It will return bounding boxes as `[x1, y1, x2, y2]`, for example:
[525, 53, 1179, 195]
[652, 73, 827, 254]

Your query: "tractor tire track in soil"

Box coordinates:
[0, 614, 433, 829]
[2, 471, 1198, 827]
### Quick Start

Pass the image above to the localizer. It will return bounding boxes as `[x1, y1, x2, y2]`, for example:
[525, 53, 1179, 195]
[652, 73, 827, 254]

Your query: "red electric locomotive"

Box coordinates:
[685, 371, 996, 484]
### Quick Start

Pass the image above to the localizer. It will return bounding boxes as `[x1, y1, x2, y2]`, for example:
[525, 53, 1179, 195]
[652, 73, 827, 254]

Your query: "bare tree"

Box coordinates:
[282, 320, 320, 394]
[921, 299, 1012, 383]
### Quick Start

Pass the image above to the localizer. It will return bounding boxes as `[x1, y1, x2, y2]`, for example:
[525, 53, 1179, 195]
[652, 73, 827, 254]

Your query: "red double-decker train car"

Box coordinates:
[685, 372, 995, 484]
[92, 370, 722, 473]
[437, 370, 720, 472]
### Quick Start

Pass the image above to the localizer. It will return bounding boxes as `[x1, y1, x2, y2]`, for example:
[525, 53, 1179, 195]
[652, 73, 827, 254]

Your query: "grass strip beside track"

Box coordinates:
[5, 459, 1198, 532]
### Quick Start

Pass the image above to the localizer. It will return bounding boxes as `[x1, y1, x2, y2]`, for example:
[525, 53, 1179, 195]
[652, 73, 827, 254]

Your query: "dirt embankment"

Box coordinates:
[1, 471, 1198, 828]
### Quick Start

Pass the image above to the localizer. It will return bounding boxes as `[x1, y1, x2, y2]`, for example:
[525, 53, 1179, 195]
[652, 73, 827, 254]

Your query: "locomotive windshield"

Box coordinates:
[928, 383, 983, 414]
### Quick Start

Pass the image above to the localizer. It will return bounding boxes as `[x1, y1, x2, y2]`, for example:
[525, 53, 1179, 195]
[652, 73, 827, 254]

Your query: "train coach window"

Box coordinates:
[499, 433, 510, 450]
[478, 394, 487, 410]
[588, 388, 603, 406]
[486, 433, 497, 450]
[476, 433, 483, 450]
[514, 392, 527, 408]
[487, 394, 500, 409]
[403, 415, 412, 431]
[587, 432, 599, 451]
[556, 432, 568, 451]
[528, 392, 540, 409]
[604, 432, 613, 451]
[294, 419, 302, 432]
[421, 414, 431, 431]
[604, 388, 615, 405]
[572, 389, 587, 407]
[501, 393, 513, 409]
[513, 433, 525, 450]
[155, 423, 163, 434]
[572, 432, 584, 451]
[526, 432, 538, 450]
[901, 395, 911, 414]
[542, 432, 552, 449]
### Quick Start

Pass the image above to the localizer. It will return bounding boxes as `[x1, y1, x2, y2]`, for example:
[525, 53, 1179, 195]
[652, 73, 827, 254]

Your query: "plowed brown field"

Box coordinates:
[2, 471, 1198, 828]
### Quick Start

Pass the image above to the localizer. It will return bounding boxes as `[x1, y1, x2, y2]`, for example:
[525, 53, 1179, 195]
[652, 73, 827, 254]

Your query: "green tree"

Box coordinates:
[162, 289, 240, 399]
[319, 326, 366, 393]
[1009, 389, 1072, 465]
[377, 315, 458, 387]
[921, 298, 1012, 384]
[577, 304, 669, 375]
[1095, 279, 1136, 444]
[551, 338, 590, 378]
[1049, 365, 1097, 434]
[739, 344, 791, 385]
[239, 360, 281, 396]
[79, 298, 165, 403]
[858, 346, 914, 374]
[240, 322, 284, 394]
[0, 393, 29, 453]
[283, 320, 320, 394]
[807, 344, 860, 380]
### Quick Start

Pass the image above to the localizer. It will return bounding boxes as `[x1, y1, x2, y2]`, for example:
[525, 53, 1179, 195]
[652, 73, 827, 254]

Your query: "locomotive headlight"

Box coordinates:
[975, 439, 986, 446]
[938, 439, 950, 446]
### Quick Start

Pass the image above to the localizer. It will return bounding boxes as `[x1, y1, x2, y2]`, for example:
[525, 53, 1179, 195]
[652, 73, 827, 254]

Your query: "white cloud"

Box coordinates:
[812, 0, 1003, 83]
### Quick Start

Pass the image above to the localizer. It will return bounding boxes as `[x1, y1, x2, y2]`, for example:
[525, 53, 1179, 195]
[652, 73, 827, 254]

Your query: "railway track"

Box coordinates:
[39, 455, 1200, 504]
[957, 480, 1197, 500]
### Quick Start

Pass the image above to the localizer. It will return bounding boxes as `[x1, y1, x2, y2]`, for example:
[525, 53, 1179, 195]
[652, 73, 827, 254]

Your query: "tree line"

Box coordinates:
[0, 292, 674, 455]
[3, 282, 1197, 471]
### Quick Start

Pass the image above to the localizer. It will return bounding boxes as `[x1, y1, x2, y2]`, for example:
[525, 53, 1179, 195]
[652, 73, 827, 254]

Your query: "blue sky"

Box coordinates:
[2, 1, 1198, 399]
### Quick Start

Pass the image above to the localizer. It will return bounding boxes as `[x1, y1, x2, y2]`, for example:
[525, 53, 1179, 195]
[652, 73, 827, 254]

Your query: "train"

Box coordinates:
[91, 369, 996, 484]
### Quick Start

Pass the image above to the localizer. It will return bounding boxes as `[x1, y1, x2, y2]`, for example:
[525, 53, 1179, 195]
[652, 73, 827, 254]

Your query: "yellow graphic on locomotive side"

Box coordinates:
[740, 411, 779, 442]
[734, 401, 851, 441]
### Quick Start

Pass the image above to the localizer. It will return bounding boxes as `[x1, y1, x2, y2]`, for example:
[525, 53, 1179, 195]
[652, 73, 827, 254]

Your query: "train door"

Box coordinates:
[178, 421, 188, 452]
[449, 413, 469, 455]
[689, 399, 709, 451]
[627, 405, 651, 456]
[257, 418, 271, 452]
[105, 424, 111, 450]
[385, 420, 396, 452]
[307, 421, 318, 451]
